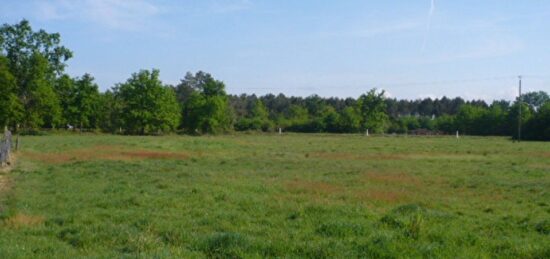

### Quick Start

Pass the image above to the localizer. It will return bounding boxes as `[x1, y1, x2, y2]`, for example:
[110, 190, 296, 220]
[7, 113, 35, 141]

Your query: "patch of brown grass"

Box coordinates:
[23, 145, 189, 164]
[310, 152, 404, 161]
[285, 179, 343, 195]
[363, 172, 422, 186]
[310, 151, 484, 161]
[5, 213, 44, 228]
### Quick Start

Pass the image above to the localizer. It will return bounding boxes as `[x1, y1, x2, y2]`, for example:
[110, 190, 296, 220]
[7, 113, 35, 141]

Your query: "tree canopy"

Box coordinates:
[1, 20, 549, 141]
[114, 69, 180, 135]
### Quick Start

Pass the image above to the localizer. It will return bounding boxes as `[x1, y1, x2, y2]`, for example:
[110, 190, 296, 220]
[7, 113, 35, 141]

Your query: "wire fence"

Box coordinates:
[0, 130, 13, 167]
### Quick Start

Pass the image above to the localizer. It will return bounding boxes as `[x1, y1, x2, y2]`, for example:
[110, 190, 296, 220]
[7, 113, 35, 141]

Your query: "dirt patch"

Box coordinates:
[531, 152, 550, 158]
[363, 172, 422, 186]
[310, 152, 404, 161]
[23, 145, 189, 164]
[285, 179, 344, 195]
[310, 152, 484, 161]
[4, 213, 45, 228]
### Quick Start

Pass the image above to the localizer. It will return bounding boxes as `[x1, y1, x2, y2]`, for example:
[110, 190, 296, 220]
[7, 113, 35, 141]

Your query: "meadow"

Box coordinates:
[0, 133, 549, 258]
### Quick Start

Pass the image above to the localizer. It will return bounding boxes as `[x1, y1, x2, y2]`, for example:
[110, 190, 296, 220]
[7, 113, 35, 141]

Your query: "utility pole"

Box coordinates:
[518, 75, 522, 142]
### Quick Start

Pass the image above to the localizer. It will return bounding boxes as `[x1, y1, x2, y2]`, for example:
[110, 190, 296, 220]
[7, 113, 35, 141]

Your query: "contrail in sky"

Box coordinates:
[422, 0, 436, 51]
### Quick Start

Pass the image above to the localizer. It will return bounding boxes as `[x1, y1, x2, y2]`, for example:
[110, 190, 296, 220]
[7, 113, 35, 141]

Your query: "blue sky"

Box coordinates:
[1, 0, 549, 101]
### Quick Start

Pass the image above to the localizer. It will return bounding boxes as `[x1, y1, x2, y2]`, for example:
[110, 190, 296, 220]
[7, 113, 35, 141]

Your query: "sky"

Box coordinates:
[1, 0, 550, 101]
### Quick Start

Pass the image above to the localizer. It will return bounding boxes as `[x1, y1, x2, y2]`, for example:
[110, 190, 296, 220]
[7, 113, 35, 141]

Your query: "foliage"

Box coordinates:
[523, 102, 550, 140]
[235, 100, 273, 131]
[72, 74, 100, 129]
[1, 20, 550, 140]
[114, 69, 180, 134]
[522, 91, 550, 110]
[357, 89, 389, 133]
[0, 20, 71, 130]
[0, 19, 72, 76]
[21, 52, 62, 129]
[178, 71, 233, 134]
[0, 55, 23, 128]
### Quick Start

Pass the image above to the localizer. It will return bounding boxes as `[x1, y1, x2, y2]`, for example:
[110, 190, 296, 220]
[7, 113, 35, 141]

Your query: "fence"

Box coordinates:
[0, 130, 12, 167]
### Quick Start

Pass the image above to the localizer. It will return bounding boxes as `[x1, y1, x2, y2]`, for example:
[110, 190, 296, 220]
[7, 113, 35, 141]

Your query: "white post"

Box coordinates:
[456, 130, 459, 139]
[366, 129, 369, 137]
[278, 127, 282, 135]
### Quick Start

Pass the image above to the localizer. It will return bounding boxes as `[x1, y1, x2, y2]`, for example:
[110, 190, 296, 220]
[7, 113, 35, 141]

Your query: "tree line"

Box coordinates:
[1, 20, 549, 140]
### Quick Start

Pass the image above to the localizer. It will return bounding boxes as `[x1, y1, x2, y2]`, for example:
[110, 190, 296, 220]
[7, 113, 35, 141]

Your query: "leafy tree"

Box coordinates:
[481, 103, 509, 135]
[522, 91, 549, 111]
[454, 105, 485, 135]
[73, 74, 100, 130]
[0, 20, 71, 130]
[54, 74, 75, 127]
[523, 102, 550, 140]
[434, 115, 456, 133]
[21, 52, 62, 129]
[321, 106, 340, 133]
[400, 116, 421, 133]
[114, 69, 180, 134]
[508, 102, 533, 140]
[236, 100, 273, 131]
[357, 89, 389, 133]
[0, 19, 72, 77]
[284, 105, 310, 132]
[0, 55, 23, 128]
[338, 107, 361, 133]
[96, 91, 124, 133]
[179, 72, 233, 134]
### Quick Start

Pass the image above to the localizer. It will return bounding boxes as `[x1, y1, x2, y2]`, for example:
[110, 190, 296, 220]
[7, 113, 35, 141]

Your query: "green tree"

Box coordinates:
[338, 107, 361, 133]
[72, 74, 100, 130]
[0, 55, 23, 128]
[284, 105, 310, 132]
[114, 69, 181, 135]
[1, 20, 71, 130]
[54, 74, 75, 127]
[96, 91, 124, 133]
[321, 106, 341, 133]
[508, 102, 533, 140]
[21, 52, 62, 129]
[357, 89, 389, 133]
[522, 91, 549, 111]
[523, 102, 550, 140]
[0, 20, 72, 77]
[434, 114, 456, 133]
[236, 100, 273, 131]
[179, 72, 233, 134]
[454, 105, 486, 135]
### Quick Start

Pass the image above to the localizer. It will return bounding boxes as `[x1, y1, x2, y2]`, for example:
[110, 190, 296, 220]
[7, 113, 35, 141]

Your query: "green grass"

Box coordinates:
[0, 134, 549, 258]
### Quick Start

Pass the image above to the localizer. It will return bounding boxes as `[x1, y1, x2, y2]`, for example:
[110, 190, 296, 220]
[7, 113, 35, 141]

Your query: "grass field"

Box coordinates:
[0, 134, 549, 258]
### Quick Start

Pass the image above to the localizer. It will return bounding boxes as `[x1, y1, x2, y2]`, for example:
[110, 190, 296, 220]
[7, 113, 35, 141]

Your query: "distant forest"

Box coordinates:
[1, 20, 549, 140]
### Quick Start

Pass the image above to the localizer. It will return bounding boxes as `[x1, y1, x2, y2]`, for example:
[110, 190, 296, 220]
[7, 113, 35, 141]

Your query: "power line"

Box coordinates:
[233, 75, 548, 92]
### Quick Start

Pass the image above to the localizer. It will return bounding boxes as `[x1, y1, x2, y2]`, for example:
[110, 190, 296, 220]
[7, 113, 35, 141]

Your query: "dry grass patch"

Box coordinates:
[310, 151, 483, 161]
[363, 172, 422, 186]
[285, 179, 344, 195]
[4, 214, 45, 228]
[310, 152, 404, 161]
[23, 145, 189, 164]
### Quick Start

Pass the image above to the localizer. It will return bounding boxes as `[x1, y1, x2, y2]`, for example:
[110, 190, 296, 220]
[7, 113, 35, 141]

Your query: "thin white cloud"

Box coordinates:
[318, 21, 421, 39]
[33, 0, 162, 30]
